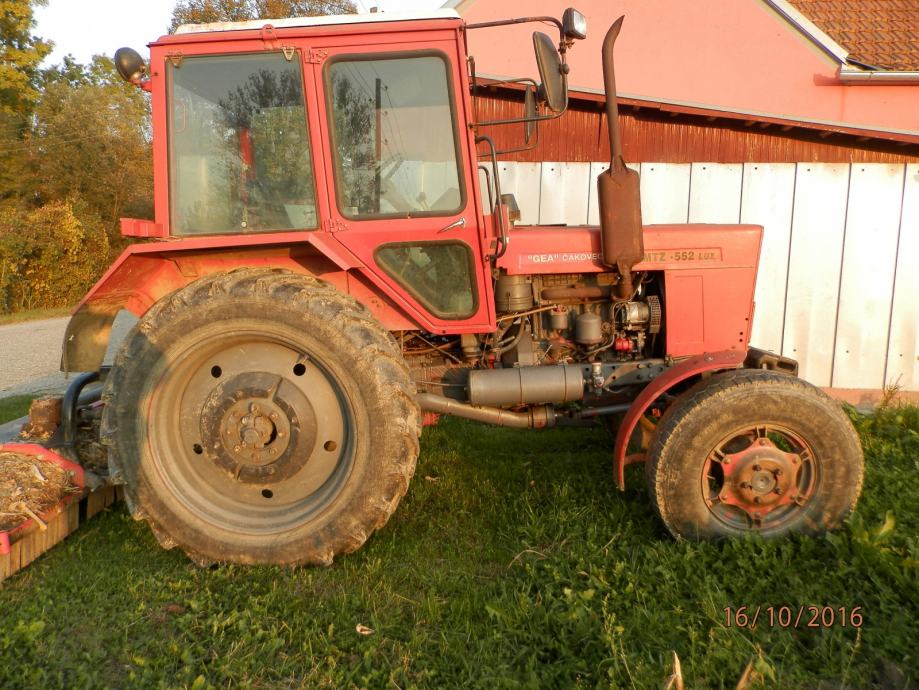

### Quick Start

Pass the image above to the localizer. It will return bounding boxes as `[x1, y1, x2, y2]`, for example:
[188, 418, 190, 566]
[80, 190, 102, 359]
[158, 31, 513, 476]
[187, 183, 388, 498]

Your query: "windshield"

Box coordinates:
[168, 53, 317, 235]
[326, 53, 464, 219]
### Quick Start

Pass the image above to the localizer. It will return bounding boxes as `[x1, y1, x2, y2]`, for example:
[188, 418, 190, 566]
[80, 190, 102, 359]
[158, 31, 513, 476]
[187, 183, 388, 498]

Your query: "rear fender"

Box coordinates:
[62, 235, 417, 372]
[613, 350, 746, 489]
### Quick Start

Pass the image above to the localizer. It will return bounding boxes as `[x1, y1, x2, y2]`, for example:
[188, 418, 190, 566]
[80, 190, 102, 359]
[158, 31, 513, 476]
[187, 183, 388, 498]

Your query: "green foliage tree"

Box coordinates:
[28, 55, 153, 237]
[0, 0, 51, 116]
[0, 0, 51, 208]
[170, 0, 357, 32]
[0, 200, 109, 312]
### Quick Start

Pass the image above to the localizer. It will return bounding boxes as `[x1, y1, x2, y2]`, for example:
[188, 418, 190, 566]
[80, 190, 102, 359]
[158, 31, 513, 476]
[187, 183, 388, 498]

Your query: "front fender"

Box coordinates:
[612, 350, 746, 490]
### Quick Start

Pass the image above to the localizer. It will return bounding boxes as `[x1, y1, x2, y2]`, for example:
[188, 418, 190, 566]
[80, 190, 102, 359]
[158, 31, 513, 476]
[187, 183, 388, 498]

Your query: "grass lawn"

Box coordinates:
[0, 305, 72, 325]
[0, 395, 32, 425]
[0, 404, 916, 689]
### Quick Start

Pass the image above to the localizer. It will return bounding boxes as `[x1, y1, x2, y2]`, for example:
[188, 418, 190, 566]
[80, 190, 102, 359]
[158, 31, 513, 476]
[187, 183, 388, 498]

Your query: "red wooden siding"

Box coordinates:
[474, 89, 919, 164]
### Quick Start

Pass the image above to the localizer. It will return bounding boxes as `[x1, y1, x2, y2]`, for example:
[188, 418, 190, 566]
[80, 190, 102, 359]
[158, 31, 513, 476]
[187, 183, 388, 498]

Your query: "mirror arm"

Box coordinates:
[466, 16, 563, 34]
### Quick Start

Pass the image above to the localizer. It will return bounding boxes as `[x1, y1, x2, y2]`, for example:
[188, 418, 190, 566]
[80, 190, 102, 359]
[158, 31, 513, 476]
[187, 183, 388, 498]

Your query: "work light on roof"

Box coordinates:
[563, 8, 588, 41]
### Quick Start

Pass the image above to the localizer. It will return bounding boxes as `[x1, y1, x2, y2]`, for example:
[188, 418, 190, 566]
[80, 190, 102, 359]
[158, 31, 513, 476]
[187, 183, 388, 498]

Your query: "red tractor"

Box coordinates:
[53, 7, 861, 565]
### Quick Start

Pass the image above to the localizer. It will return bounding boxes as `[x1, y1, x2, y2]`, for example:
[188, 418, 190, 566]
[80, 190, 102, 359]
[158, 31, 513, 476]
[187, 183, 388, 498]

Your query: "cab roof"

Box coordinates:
[174, 9, 461, 35]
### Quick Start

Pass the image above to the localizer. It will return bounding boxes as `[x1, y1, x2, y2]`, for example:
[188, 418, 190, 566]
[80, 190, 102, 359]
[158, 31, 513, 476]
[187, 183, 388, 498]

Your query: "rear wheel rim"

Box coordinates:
[700, 424, 818, 532]
[147, 329, 356, 535]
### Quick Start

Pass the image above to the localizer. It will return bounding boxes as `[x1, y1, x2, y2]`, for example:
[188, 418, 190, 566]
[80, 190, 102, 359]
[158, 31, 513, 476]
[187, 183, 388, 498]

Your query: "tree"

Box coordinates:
[0, 0, 51, 116]
[0, 0, 51, 208]
[170, 0, 357, 32]
[28, 56, 153, 236]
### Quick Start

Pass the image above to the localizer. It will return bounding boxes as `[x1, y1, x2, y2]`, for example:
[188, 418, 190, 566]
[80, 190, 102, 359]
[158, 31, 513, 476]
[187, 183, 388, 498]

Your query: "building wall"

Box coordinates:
[473, 92, 919, 164]
[481, 159, 919, 393]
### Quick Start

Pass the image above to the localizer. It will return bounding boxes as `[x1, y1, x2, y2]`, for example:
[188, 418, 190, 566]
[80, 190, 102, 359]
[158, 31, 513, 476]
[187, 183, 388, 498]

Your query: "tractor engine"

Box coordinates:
[490, 272, 662, 367]
[406, 270, 666, 411]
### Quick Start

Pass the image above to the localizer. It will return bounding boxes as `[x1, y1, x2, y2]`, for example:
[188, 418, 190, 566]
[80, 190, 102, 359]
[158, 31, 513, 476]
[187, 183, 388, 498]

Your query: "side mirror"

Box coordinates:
[114, 47, 147, 83]
[524, 85, 537, 143]
[562, 8, 588, 40]
[533, 32, 567, 113]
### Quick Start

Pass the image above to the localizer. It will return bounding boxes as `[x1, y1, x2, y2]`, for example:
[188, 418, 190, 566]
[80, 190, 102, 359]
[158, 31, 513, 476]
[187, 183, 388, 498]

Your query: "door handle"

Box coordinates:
[438, 217, 466, 233]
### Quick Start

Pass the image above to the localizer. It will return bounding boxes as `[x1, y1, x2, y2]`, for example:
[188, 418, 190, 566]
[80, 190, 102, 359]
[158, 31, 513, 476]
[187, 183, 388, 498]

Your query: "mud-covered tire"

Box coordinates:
[646, 369, 863, 540]
[102, 268, 420, 566]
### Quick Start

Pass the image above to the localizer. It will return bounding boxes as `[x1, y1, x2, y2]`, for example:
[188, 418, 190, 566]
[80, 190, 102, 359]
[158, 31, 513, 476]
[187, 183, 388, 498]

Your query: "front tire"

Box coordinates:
[102, 268, 420, 566]
[646, 369, 863, 539]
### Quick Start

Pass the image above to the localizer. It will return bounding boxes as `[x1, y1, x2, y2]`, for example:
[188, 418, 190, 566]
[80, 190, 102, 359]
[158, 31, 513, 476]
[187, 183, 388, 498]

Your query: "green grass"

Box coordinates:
[0, 305, 72, 325]
[0, 406, 916, 689]
[0, 395, 32, 425]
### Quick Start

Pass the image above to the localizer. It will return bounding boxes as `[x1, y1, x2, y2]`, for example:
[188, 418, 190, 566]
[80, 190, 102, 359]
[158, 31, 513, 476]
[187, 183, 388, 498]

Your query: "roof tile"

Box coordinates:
[787, 0, 919, 70]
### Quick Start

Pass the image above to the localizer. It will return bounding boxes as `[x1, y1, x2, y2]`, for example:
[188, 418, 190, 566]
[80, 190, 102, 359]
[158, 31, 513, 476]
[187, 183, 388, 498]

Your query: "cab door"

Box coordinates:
[309, 38, 494, 334]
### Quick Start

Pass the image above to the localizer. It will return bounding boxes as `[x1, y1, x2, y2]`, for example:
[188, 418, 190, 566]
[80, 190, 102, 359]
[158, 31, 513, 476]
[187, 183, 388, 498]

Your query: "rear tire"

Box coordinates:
[102, 268, 420, 566]
[646, 369, 863, 540]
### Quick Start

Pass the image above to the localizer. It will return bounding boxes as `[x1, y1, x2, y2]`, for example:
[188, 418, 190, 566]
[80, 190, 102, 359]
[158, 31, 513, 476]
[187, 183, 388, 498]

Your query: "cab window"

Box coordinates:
[326, 53, 464, 219]
[168, 53, 317, 235]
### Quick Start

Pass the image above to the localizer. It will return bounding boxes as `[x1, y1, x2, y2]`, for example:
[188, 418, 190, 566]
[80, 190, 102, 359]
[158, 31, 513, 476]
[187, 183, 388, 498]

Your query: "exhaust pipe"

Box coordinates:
[416, 393, 557, 429]
[597, 16, 644, 299]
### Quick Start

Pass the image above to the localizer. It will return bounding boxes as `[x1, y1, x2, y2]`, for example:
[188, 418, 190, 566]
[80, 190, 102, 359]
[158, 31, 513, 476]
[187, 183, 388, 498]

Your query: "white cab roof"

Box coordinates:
[174, 9, 461, 35]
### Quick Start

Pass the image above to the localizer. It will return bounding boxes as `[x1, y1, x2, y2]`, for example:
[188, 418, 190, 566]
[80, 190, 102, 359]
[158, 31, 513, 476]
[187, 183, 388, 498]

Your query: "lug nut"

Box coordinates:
[774, 487, 783, 495]
[270, 412, 278, 420]
[752, 464, 761, 472]
[773, 468, 783, 477]
[753, 496, 762, 504]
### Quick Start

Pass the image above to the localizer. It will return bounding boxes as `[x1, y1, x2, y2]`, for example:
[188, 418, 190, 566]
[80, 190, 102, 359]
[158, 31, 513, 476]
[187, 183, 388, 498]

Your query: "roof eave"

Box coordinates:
[839, 68, 919, 84]
[761, 0, 849, 64]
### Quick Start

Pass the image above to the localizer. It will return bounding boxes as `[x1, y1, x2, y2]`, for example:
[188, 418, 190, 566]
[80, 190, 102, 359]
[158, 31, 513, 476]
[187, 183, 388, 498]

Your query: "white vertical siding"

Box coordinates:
[639, 163, 691, 224]
[741, 164, 796, 355]
[689, 163, 743, 223]
[832, 164, 905, 389]
[885, 164, 919, 391]
[538, 162, 591, 225]
[497, 162, 541, 224]
[586, 162, 610, 225]
[489, 161, 915, 391]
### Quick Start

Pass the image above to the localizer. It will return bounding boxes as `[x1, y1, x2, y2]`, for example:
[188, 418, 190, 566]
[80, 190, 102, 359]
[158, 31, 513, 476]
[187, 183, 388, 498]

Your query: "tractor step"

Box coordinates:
[0, 444, 120, 583]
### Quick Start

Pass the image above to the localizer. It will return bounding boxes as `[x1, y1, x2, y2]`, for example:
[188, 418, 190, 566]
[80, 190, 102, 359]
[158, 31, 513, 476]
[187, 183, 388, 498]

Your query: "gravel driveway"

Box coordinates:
[0, 312, 137, 399]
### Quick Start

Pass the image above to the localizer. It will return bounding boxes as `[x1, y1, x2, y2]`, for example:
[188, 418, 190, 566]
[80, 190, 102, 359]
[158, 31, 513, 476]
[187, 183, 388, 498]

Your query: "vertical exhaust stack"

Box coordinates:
[597, 17, 644, 299]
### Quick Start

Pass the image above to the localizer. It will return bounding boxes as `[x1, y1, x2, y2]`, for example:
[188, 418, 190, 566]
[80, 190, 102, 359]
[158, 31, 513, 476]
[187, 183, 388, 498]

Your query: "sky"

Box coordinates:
[34, 0, 445, 67]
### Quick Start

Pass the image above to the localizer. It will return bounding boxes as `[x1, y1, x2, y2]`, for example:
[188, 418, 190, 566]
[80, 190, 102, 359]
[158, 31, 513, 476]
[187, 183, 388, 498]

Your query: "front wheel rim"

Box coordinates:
[700, 424, 819, 532]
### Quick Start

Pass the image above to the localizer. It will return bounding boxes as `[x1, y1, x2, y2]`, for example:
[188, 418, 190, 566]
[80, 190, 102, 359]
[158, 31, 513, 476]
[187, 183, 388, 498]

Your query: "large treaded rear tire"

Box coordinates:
[646, 369, 863, 540]
[102, 268, 420, 566]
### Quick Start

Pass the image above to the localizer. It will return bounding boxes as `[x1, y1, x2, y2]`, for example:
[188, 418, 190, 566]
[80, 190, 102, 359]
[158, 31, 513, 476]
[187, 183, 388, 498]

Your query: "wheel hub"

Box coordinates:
[719, 439, 798, 514]
[199, 372, 318, 485]
[222, 397, 291, 465]
[703, 426, 816, 529]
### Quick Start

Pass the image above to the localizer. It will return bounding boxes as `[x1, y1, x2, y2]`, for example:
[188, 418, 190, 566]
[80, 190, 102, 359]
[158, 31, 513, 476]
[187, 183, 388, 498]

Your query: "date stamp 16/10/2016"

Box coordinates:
[724, 606, 863, 630]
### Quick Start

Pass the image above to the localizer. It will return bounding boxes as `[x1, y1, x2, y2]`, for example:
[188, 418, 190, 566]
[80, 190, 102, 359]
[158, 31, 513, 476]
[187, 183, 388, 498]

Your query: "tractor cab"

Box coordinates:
[112, 9, 587, 332]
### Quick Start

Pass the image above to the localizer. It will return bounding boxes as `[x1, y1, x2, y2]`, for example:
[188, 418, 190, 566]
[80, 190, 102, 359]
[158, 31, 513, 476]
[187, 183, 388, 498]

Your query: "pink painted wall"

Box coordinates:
[458, 0, 918, 139]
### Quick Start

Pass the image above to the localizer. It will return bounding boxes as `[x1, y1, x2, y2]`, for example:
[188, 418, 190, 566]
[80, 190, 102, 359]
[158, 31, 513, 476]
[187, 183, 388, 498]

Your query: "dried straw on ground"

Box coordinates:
[0, 451, 78, 531]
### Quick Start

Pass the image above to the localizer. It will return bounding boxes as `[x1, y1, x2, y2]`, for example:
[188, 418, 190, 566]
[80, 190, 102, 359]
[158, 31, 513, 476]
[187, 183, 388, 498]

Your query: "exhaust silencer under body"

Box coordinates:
[468, 366, 585, 406]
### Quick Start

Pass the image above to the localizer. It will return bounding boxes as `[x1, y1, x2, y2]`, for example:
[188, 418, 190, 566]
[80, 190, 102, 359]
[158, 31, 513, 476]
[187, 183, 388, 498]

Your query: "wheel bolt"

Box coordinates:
[774, 487, 783, 495]
[754, 496, 762, 504]
[773, 468, 783, 477]
[752, 464, 761, 472]
[270, 412, 278, 420]
[739, 482, 752, 489]
[233, 445, 241, 452]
